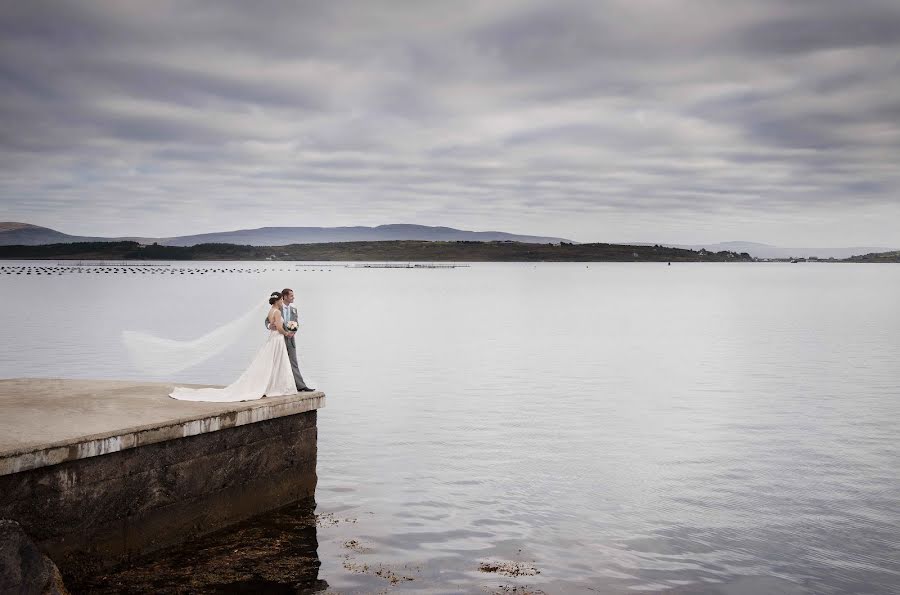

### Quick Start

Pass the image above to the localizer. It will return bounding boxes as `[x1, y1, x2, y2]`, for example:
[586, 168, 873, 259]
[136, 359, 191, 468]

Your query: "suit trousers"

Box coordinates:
[284, 335, 308, 390]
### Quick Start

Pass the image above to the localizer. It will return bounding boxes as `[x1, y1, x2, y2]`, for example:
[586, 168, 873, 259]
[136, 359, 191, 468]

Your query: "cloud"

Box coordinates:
[0, 0, 898, 246]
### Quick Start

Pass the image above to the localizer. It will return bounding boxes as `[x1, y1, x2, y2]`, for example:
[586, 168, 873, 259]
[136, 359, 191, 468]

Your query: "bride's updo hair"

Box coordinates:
[268, 291, 282, 305]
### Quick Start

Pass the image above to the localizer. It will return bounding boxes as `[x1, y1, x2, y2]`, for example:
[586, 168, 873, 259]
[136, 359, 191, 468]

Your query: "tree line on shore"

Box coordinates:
[0, 240, 757, 262]
[2, 240, 897, 262]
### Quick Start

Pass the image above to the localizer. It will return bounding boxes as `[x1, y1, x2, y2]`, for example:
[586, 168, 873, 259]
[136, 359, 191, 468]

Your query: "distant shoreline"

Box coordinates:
[1, 240, 897, 262]
[0, 240, 753, 262]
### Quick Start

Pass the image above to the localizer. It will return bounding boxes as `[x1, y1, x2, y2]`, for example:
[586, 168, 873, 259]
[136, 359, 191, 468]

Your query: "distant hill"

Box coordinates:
[0, 222, 154, 246]
[670, 241, 896, 260]
[158, 224, 572, 246]
[5, 223, 893, 257]
[0, 222, 571, 246]
[0, 222, 108, 245]
[844, 250, 900, 263]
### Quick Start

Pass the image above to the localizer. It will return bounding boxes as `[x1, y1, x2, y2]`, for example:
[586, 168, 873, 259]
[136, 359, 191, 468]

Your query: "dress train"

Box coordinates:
[169, 330, 296, 402]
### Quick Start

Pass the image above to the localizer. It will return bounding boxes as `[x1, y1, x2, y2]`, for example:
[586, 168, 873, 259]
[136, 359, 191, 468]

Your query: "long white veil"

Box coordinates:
[122, 301, 268, 376]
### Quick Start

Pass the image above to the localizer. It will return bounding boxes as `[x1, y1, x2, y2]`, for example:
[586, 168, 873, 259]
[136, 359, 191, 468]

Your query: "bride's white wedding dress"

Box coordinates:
[169, 327, 297, 402]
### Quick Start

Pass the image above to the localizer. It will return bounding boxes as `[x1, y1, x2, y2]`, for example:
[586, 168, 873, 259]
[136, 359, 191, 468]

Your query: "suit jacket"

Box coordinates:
[265, 305, 298, 330]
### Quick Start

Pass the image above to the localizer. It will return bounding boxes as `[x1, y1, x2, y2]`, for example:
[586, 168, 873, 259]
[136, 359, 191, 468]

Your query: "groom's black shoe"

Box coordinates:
[298, 387, 316, 392]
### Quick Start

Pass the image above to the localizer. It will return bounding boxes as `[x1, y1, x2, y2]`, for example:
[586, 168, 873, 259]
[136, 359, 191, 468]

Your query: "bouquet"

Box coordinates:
[284, 320, 298, 333]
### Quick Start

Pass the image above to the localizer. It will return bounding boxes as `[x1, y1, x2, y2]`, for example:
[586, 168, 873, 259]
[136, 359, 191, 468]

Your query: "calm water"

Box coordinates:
[2, 261, 900, 594]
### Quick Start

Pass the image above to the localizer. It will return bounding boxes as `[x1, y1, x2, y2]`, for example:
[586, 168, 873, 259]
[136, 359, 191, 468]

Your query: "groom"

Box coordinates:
[269, 288, 314, 393]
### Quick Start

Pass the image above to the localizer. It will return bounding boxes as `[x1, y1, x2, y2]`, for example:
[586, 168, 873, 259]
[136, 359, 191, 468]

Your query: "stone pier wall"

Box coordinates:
[0, 410, 317, 581]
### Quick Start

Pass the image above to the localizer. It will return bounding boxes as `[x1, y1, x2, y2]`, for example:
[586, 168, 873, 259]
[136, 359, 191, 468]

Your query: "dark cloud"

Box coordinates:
[0, 0, 898, 246]
[726, 3, 900, 55]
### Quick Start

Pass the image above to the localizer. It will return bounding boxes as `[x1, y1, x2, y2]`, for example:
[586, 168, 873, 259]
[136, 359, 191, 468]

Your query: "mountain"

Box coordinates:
[0, 222, 106, 245]
[0, 222, 571, 247]
[669, 242, 897, 260]
[157, 224, 572, 246]
[0, 222, 156, 246]
[4, 223, 892, 257]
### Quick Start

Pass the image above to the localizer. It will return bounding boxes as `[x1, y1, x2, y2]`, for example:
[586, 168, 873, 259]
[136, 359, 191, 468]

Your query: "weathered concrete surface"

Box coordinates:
[0, 378, 325, 475]
[0, 378, 325, 583]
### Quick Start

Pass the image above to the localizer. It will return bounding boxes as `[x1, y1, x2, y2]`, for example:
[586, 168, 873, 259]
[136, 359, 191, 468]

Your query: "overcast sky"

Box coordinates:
[1, 0, 898, 245]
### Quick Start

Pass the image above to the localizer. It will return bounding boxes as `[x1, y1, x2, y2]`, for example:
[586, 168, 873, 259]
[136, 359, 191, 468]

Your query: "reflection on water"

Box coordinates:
[2, 262, 900, 594]
[70, 501, 327, 594]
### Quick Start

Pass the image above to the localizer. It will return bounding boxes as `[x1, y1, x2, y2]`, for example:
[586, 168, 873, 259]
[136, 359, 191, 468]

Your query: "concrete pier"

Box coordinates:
[0, 378, 325, 580]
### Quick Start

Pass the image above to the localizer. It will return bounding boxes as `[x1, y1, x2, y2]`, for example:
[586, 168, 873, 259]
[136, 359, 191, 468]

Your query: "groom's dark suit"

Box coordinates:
[267, 304, 309, 391]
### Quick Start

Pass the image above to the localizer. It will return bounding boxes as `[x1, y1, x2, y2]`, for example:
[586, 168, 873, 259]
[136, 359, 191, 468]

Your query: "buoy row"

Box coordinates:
[0, 265, 333, 276]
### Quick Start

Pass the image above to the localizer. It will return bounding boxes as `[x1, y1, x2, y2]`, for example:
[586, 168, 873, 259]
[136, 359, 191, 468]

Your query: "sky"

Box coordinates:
[1, 0, 899, 246]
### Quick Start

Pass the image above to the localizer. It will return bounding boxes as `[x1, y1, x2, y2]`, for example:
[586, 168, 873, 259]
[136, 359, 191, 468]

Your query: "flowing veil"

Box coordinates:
[122, 302, 269, 376]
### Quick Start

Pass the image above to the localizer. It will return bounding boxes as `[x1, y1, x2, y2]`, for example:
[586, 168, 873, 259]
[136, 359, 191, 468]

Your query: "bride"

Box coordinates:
[169, 291, 299, 402]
